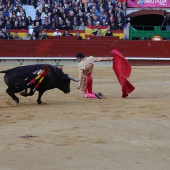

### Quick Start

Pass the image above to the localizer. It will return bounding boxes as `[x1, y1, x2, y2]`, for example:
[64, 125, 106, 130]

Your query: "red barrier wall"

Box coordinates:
[1, 38, 170, 65]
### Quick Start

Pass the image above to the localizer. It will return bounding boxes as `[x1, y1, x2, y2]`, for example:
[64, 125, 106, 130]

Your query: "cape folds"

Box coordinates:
[112, 49, 135, 98]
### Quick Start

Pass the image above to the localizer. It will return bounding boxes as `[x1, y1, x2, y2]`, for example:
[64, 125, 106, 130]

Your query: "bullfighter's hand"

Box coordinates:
[77, 85, 81, 89]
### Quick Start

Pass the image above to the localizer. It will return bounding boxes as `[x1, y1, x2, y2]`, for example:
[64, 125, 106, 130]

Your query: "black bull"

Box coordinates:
[0, 64, 79, 104]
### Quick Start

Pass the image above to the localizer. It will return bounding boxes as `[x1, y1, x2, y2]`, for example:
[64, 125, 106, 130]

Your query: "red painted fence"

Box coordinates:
[1, 37, 170, 65]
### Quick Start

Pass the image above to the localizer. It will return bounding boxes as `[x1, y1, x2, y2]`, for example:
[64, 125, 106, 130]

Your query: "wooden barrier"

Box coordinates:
[1, 38, 170, 65]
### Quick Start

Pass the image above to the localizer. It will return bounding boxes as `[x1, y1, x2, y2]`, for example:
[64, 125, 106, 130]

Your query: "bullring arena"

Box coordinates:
[0, 61, 170, 169]
[1, 0, 170, 168]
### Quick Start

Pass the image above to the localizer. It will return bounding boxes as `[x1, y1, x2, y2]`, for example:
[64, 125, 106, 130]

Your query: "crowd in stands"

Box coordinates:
[0, 0, 127, 39]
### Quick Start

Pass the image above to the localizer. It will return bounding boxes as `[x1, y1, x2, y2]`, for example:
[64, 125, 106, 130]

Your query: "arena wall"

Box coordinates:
[0, 37, 170, 66]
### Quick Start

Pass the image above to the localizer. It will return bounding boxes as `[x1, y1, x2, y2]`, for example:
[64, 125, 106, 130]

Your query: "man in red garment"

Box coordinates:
[76, 53, 112, 99]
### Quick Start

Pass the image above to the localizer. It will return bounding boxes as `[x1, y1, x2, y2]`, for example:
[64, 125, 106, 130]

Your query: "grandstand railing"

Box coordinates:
[129, 26, 170, 40]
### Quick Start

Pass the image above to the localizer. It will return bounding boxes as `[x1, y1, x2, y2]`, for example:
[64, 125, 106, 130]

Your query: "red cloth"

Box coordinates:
[111, 49, 135, 98]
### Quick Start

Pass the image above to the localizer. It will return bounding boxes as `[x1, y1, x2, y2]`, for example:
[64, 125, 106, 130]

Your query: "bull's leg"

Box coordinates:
[37, 91, 44, 104]
[27, 89, 35, 96]
[20, 88, 35, 97]
[20, 88, 28, 96]
[6, 87, 19, 104]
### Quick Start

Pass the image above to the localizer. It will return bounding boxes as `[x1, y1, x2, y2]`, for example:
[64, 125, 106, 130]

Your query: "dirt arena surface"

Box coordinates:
[0, 65, 170, 170]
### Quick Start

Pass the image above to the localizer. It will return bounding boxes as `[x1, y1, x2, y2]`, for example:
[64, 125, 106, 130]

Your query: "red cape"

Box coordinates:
[111, 49, 135, 98]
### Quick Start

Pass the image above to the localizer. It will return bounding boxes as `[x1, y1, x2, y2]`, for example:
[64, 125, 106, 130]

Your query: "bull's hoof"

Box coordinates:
[37, 100, 42, 105]
[14, 98, 19, 104]
[20, 92, 27, 97]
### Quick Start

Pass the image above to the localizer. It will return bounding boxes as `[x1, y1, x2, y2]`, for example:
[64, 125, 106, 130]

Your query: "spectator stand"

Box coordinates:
[0, 0, 126, 40]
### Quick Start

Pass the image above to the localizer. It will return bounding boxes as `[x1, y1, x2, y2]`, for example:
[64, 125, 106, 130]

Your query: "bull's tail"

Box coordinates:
[0, 70, 7, 73]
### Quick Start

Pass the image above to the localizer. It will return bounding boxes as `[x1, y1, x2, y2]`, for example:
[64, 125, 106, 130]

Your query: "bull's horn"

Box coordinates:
[67, 75, 79, 82]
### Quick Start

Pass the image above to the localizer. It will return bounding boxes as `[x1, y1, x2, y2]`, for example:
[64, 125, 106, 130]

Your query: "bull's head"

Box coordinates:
[57, 74, 79, 94]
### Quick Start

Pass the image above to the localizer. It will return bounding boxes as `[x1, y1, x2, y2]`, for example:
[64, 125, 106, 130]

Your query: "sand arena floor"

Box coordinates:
[0, 65, 170, 170]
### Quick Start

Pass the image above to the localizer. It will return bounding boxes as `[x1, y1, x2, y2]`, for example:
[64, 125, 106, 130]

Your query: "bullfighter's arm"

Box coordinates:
[77, 69, 83, 89]
[94, 57, 113, 62]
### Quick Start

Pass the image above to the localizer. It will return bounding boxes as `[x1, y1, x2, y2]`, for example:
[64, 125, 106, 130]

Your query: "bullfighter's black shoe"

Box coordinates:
[98, 92, 106, 99]
[95, 93, 102, 99]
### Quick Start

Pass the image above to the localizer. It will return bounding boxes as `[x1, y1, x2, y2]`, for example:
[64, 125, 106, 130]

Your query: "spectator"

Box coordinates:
[13, 32, 21, 40]
[3, 8, 10, 18]
[32, 0, 37, 8]
[23, 32, 31, 40]
[11, 18, 17, 27]
[95, 21, 101, 26]
[100, 12, 109, 24]
[5, 20, 12, 29]
[62, 30, 73, 36]
[41, 8, 49, 25]
[72, 20, 79, 30]
[101, 18, 108, 26]
[68, 11, 75, 23]
[79, 21, 86, 30]
[42, 20, 51, 30]
[12, 20, 19, 29]
[36, 0, 46, 18]
[37, 31, 44, 40]
[115, 17, 123, 30]
[57, 17, 66, 30]
[96, 28, 103, 36]
[15, 2, 21, 14]
[51, 22, 56, 30]
[53, 28, 62, 36]
[42, 31, 49, 39]
[33, 21, 41, 39]
[115, 6, 124, 21]
[0, 29, 6, 39]
[110, 22, 117, 30]
[105, 28, 113, 36]
[26, 16, 33, 27]
[33, 15, 41, 26]
[65, 20, 73, 30]
[31, 31, 37, 40]
[11, 11, 17, 20]
[28, 21, 35, 29]
[0, 20, 5, 29]
[4, 16, 10, 25]
[17, 16, 23, 27]
[9, 5, 15, 12]
[19, 21, 27, 29]
[77, 11, 87, 24]
[0, 11, 5, 23]
[75, 31, 83, 40]
[20, 10, 27, 21]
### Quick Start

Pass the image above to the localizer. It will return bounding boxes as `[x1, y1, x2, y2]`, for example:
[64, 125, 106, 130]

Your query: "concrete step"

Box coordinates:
[23, 5, 36, 20]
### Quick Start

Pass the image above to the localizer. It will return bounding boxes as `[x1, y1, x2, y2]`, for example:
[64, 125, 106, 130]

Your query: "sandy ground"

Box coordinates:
[0, 65, 170, 170]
